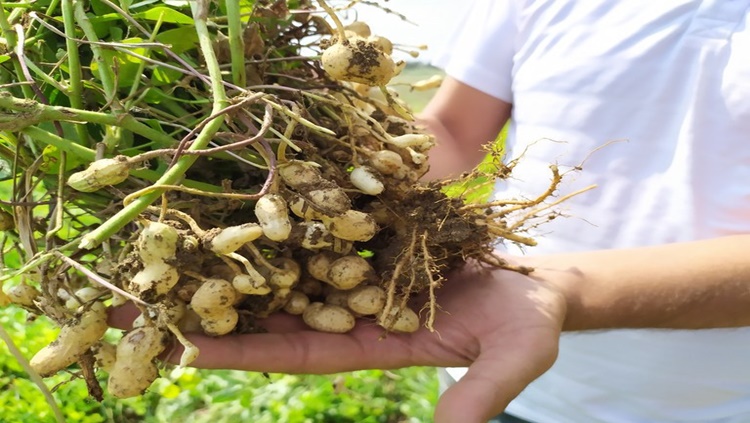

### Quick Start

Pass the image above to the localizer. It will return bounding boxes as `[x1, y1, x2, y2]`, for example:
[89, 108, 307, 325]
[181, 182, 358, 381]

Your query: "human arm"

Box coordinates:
[417, 76, 511, 179]
[533, 234, 750, 331]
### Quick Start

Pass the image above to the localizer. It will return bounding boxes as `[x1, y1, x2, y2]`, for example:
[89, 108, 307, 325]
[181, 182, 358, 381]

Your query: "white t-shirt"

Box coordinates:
[432, 1, 750, 422]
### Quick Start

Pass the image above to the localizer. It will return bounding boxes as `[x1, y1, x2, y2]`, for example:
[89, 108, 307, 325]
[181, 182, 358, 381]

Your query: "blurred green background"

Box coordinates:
[0, 64, 447, 423]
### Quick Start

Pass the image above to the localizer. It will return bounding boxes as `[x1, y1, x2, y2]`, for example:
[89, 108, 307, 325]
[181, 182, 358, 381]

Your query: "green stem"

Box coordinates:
[78, 0, 230, 250]
[225, 0, 246, 87]
[0, 93, 178, 147]
[22, 126, 96, 160]
[21, 59, 68, 93]
[124, 14, 165, 111]
[61, 0, 89, 145]
[0, 1, 34, 99]
[73, 0, 117, 110]
[32, 0, 62, 37]
[193, 0, 229, 104]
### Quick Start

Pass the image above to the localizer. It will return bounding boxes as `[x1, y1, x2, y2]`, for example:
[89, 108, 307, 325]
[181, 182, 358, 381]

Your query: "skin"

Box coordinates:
[109, 78, 750, 422]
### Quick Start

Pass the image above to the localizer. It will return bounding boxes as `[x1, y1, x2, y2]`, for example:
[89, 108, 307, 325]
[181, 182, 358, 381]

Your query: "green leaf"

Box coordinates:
[151, 66, 183, 85]
[133, 6, 194, 24]
[39, 144, 86, 174]
[162, 0, 191, 7]
[0, 54, 10, 65]
[89, 37, 147, 88]
[155, 27, 199, 54]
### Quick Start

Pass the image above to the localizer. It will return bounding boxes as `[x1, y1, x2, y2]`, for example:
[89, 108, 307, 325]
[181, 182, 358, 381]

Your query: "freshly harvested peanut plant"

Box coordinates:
[0, 0, 587, 401]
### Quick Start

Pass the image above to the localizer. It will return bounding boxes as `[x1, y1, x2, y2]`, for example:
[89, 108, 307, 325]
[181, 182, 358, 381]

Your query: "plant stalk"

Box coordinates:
[78, 0, 230, 250]
[225, 0, 246, 87]
[0, 1, 34, 99]
[0, 93, 178, 147]
[61, 0, 89, 144]
[73, 0, 117, 110]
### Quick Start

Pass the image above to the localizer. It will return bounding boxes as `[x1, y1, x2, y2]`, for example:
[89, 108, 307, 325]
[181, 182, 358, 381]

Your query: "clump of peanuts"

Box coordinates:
[3, 0, 569, 403]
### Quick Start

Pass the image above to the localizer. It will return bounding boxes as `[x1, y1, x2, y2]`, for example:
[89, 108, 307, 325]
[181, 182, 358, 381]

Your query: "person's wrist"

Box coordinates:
[520, 256, 583, 332]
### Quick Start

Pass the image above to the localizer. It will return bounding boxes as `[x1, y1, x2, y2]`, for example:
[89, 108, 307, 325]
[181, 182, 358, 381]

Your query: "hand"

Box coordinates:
[110, 260, 568, 423]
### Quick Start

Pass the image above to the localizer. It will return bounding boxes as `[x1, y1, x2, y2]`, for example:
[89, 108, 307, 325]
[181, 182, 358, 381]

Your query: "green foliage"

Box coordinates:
[1, 305, 437, 422]
[441, 126, 507, 204]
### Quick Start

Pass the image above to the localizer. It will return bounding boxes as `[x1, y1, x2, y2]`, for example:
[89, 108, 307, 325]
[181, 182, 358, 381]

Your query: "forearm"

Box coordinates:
[524, 235, 750, 331]
[417, 76, 511, 180]
[418, 114, 487, 180]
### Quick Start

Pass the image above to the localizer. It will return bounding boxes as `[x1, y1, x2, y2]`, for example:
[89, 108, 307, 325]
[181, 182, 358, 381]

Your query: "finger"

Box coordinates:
[173, 322, 420, 374]
[107, 303, 140, 329]
[434, 334, 558, 423]
[256, 313, 308, 333]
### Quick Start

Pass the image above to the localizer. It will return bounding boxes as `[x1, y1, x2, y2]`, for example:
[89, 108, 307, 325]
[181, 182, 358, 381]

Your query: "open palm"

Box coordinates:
[153, 263, 568, 423]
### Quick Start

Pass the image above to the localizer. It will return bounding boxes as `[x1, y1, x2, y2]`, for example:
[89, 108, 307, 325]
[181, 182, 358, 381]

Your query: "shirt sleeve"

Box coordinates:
[430, 0, 518, 103]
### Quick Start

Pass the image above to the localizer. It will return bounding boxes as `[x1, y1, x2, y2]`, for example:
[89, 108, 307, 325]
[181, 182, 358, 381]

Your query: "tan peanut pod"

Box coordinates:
[200, 309, 239, 336]
[176, 278, 203, 302]
[131, 313, 147, 329]
[289, 196, 326, 220]
[67, 156, 131, 192]
[302, 302, 356, 333]
[347, 285, 386, 315]
[191, 278, 237, 311]
[111, 292, 128, 308]
[259, 287, 293, 318]
[205, 223, 264, 255]
[7, 284, 40, 307]
[378, 306, 420, 333]
[137, 221, 179, 263]
[233, 274, 271, 295]
[30, 302, 109, 377]
[307, 251, 338, 283]
[191, 278, 240, 336]
[132, 297, 185, 328]
[283, 291, 310, 315]
[367, 35, 393, 55]
[108, 326, 168, 398]
[177, 308, 203, 333]
[331, 237, 354, 255]
[64, 287, 103, 309]
[326, 255, 375, 290]
[92, 341, 117, 373]
[323, 210, 378, 242]
[344, 21, 371, 37]
[269, 257, 302, 289]
[306, 188, 352, 215]
[369, 150, 404, 175]
[350, 166, 384, 195]
[322, 38, 396, 86]
[161, 298, 187, 324]
[279, 161, 324, 188]
[255, 194, 292, 241]
[129, 261, 180, 297]
[299, 221, 335, 250]
[386, 133, 435, 151]
[410, 74, 444, 91]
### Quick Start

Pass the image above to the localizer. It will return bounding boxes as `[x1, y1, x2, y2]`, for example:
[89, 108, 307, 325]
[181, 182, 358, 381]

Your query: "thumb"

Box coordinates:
[434, 337, 558, 423]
